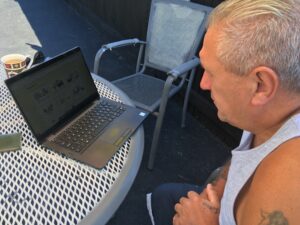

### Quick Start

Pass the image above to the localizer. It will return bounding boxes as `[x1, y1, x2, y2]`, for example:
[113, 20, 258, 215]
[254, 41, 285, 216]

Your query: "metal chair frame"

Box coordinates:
[94, 0, 212, 169]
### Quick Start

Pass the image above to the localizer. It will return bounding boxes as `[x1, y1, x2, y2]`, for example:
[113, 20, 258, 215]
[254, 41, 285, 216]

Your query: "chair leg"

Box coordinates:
[147, 76, 175, 170]
[181, 69, 196, 128]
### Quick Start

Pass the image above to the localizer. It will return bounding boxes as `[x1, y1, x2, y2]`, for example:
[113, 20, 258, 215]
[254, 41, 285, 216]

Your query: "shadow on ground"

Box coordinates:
[0, 1, 231, 224]
[107, 99, 230, 225]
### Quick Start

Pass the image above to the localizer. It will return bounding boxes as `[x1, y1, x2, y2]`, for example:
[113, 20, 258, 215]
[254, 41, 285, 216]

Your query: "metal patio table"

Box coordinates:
[0, 67, 145, 225]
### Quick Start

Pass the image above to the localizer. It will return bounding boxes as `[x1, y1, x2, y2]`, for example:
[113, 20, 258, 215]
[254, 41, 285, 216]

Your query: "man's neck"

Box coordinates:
[249, 89, 300, 148]
[251, 107, 300, 148]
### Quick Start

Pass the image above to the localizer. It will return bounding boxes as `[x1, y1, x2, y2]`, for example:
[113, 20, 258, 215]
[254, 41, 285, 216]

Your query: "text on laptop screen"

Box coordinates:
[8, 49, 99, 140]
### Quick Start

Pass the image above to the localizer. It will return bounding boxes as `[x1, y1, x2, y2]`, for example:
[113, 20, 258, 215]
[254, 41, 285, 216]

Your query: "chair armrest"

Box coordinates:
[94, 39, 146, 74]
[104, 38, 145, 50]
[167, 57, 200, 79]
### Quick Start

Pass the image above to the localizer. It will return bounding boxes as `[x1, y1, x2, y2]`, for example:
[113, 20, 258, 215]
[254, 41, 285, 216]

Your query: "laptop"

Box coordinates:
[5, 47, 149, 168]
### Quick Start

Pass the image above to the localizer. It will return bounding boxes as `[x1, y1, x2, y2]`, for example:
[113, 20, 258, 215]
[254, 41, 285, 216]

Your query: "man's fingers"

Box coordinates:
[206, 183, 220, 206]
[174, 202, 180, 213]
[187, 191, 200, 199]
[175, 200, 185, 213]
[173, 213, 179, 225]
[200, 184, 220, 214]
[179, 196, 188, 204]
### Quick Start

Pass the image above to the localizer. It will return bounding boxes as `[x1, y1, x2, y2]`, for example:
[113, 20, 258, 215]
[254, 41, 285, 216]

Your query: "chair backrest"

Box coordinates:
[144, 0, 212, 72]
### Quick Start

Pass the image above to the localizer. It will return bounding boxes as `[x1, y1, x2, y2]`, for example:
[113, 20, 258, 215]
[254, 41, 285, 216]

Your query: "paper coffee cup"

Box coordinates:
[0, 54, 28, 78]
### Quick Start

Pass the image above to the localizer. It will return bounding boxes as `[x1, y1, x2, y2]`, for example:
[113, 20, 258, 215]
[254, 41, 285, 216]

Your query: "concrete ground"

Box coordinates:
[0, 0, 231, 224]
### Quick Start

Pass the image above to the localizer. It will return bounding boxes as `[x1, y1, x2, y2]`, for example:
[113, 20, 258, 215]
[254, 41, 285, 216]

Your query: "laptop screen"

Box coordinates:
[5, 47, 99, 141]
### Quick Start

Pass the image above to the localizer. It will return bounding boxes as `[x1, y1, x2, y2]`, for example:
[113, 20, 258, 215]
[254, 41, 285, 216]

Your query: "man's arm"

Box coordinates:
[236, 139, 300, 225]
[205, 159, 231, 199]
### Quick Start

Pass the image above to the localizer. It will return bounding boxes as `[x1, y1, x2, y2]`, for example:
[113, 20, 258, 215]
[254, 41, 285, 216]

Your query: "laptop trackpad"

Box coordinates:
[100, 127, 132, 146]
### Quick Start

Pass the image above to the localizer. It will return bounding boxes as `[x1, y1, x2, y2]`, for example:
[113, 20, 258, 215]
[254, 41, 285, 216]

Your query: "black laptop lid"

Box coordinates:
[5, 47, 99, 142]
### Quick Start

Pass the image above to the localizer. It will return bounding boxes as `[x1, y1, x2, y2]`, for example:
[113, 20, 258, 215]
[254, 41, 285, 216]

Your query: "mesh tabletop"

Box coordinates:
[0, 66, 142, 225]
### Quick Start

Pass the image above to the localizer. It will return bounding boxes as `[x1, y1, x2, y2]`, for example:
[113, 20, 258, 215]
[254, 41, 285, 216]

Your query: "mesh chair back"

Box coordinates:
[144, 0, 211, 72]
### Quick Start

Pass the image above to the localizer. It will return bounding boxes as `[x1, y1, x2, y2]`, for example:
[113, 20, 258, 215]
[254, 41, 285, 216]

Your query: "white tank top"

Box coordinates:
[220, 114, 300, 225]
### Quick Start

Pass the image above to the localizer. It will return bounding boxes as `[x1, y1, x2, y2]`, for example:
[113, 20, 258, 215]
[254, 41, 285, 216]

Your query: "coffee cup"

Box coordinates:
[1, 54, 33, 78]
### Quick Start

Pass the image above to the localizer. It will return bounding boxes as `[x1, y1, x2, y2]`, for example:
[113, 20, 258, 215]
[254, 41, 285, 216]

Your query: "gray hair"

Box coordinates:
[207, 0, 300, 93]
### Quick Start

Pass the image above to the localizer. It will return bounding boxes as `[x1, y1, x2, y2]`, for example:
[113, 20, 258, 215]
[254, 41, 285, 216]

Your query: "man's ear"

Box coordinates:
[250, 67, 279, 106]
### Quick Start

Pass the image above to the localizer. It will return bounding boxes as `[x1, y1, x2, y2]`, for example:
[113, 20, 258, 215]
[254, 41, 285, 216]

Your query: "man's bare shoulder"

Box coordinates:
[257, 136, 300, 176]
[236, 137, 300, 225]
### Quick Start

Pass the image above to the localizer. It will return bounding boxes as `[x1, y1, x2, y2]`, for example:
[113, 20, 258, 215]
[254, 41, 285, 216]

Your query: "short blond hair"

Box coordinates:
[208, 0, 300, 92]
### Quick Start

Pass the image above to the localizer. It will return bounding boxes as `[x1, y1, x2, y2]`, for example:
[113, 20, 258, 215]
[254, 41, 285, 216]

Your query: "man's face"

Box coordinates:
[199, 25, 253, 128]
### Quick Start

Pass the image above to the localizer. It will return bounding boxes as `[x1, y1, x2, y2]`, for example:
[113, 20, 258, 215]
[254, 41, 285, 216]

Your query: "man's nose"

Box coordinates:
[200, 72, 211, 90]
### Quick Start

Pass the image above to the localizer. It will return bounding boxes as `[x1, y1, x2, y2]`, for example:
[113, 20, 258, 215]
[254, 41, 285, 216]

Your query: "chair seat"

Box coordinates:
[113, 74, 177, 112]
[94, 0, 212, 169]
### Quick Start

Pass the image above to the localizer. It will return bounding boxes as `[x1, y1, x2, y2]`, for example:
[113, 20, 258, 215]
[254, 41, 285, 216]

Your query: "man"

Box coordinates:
[149, 0, 300, 224]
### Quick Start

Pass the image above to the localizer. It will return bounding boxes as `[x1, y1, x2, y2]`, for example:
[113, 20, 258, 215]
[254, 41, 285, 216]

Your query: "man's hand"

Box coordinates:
[173, 184, 220, 225]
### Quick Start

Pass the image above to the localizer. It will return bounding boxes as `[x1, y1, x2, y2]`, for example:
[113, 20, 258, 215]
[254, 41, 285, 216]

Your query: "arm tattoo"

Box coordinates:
[208, 159, 231, 185]
[202, 201, 220, 214]
[258, 210, 289, 225]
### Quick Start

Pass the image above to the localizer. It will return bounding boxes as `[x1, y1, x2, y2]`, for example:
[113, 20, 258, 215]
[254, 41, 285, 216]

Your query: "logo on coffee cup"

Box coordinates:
[1, 54, 31, 78]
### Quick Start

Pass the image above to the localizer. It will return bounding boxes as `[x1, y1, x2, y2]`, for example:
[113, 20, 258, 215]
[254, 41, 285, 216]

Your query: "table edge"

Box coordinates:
[78, 74, 145, 225]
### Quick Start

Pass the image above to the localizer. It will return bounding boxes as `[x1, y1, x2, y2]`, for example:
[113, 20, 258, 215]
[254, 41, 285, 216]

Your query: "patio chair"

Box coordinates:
[94, 0, 212, 169]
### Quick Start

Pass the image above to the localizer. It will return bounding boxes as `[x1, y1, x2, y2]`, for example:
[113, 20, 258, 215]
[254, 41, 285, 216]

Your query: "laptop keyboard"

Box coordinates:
[53, 100, 126, 153]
